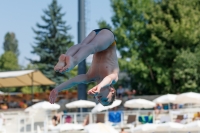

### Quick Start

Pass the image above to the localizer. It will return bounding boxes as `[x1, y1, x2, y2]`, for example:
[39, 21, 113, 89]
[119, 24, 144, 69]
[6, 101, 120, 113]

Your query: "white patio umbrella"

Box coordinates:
[25, 101, 60, 112]
[48, 123, 84, 132]
[59, 123, 84, 131]
[30, 101, 60, 133]
[156, 122, 184, 133]
[32, 101, 60, 110]
[66, 100, 96, 120]
[132, 123, 157, 133]
[153, 94, 177, 104]
[84, 123, 118, 133]
[124, 99, 156, 109]
[0, 91, 4, 95]
[153, 94, 177, 109]
[182, 120, 200, 132]
[91, 99, 122, 113]
[174, 92, 200, 104]
[66, 100, 96, 109]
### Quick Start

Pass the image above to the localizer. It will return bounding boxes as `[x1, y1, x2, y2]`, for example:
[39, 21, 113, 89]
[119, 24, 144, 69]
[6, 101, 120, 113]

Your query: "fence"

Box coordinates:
[1, 108, 200, 133]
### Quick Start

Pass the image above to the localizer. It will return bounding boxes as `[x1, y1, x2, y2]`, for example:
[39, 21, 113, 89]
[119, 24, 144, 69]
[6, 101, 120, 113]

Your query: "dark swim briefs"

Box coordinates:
[93, 28, 116, 47]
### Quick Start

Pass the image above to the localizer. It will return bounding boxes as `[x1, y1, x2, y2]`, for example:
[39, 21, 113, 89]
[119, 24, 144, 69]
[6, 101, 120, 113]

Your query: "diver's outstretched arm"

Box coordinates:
[49, 74, 91, 104]
[98, 73, 118, 88]
[87, 73, 118, 95]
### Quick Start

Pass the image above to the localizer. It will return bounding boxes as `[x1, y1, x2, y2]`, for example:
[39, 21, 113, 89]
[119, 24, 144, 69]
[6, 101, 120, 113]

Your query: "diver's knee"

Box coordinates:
[85, 43, 97, 54]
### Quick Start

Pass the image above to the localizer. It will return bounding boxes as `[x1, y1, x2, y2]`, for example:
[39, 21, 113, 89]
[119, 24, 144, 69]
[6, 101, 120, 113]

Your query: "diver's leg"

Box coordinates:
[54, 31, 96, 72]
[65, 31, 96, 56]
[60, 29, 115, 73]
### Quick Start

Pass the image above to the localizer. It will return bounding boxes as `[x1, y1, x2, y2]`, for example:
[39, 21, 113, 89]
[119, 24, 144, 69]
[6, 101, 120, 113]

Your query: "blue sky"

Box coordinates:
[0, 0, 113, 66]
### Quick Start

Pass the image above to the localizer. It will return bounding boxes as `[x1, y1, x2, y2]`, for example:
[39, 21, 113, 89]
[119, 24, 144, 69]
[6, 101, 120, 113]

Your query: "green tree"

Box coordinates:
[97, 20, 112, 29]
[110, 0, 200, 94]
[3, 32, 20, 57]
[30, 0, 74, 87]
[0, 51, 19, 71]
[21, 86, 43, 94]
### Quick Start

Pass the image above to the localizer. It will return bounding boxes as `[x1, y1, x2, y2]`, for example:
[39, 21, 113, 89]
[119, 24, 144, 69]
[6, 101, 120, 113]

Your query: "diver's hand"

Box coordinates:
[87, 85, 100, 95]
[49, 89, 58, 104]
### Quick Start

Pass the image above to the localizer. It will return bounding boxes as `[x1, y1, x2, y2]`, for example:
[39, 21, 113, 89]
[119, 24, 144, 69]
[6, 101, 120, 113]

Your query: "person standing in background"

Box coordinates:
[117, 85, 125, 99]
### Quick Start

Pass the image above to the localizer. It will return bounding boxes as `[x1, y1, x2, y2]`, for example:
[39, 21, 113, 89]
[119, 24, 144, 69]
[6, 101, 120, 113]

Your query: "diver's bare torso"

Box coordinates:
[86, 44, 119, 83]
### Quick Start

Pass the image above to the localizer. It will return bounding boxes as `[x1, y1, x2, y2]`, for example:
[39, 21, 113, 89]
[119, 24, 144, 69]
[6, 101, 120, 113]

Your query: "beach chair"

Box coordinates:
[176, 115, 184, 121]
[37, 126, 41, 133]
[83, 115, 90, 126]
[96, 114, 105, 123]
[126, 115, 136, 124]
[175, 115, 187, 124]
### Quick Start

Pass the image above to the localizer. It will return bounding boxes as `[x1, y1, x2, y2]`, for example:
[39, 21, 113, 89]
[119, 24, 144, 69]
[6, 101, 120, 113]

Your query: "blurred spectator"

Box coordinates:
[0, 103, 8, 110]
[139, 112, 153, 124]
[65, 115, 72, 123]
[177, 104, 184, 109]
[125, 89, 132, 100]
[83, 115, 89, 126]
[52, 113, 61, 126]
[172, 103, 183, 110]
[120, 128, 128, 133]
[154, 103, 163, 115]
[132, 89, 136, 95]
[0, 113, 5, 127]
[131, 89, 137, 99]
[8, 100, 17, 108]
[52, 115, 58, 126]
[125, 89, 137, 100]
[172, 104, 177, 109]
[175, 114, 187, 124]
[193, 112, 200, 121]
[26, 100, 32, 107]
[19, 101, 27, 108]
[117, 85, 125, 99]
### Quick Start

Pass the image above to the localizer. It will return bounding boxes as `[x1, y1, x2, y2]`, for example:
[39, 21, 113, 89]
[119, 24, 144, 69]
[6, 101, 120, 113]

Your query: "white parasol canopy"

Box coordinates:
[59, 123, 84, 131]
[182, 120, 200, 132]
[124, 99, 156, 109]
[84, 123, 118, 133]
[65, 100, 96, 109]
[0, 91, 4, 95]
[91, 99, 122, 113]
[153, 94, 177, 104]
[32, 101, 60, 110]
[156, 122, 184, 132]
[48, 123, 84, 131]
[174, 92, 200, 104]
[132, 123, 157, 133]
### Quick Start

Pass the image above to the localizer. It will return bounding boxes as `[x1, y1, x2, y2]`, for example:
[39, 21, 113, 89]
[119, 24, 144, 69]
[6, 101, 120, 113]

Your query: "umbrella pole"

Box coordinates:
[31, 72, 34, 105]
[80, 108, 83, 121]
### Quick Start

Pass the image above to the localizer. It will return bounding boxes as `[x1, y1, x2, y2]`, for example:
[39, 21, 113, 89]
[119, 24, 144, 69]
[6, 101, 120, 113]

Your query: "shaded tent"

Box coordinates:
[0, 70, 55, 101]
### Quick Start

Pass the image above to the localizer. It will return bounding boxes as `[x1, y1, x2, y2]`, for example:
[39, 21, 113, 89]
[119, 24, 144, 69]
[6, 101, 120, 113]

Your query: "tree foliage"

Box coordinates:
[0, 51, 19, 71]
[21, 86, 43, 94]
[110, 0, 200, 94]
[3, 32, 20, 57]
[97, 20, 112, 29]
[30, 0, 74, 87]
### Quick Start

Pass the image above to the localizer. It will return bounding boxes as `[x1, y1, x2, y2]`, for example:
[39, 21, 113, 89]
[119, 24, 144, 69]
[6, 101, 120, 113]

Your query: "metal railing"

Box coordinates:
[1, 107, 200, 133]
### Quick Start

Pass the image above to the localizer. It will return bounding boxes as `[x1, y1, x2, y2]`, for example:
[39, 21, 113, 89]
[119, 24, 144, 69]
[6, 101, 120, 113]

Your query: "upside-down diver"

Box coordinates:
[49, 28, 119, 106]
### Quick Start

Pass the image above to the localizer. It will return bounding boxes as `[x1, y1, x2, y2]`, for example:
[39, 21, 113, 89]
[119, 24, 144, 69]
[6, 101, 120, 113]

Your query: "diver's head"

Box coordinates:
[93, 86, 116, 106]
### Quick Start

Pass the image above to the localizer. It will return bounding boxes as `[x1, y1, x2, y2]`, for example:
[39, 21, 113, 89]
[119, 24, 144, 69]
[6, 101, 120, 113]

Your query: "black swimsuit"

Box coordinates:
[93, 28, 116, 47]
[93, 28, 115, 38]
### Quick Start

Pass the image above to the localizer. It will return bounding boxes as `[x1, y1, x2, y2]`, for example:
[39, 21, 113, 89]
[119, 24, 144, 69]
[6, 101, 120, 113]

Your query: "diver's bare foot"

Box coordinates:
[54, 54, 66, 72]
[60, 55, 75, 73]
